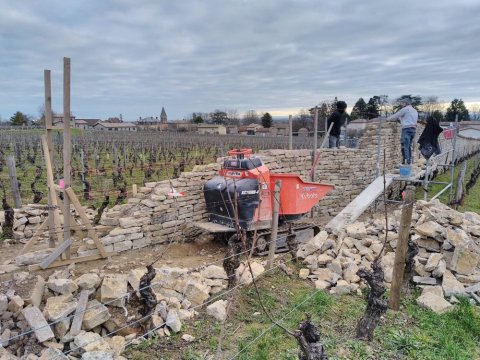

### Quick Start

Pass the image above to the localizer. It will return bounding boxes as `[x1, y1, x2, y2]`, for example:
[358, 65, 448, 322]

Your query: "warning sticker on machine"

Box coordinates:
[241, 190, 259, 195]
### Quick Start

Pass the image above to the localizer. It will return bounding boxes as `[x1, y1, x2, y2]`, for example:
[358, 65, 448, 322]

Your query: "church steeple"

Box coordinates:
[160, 107, 167, 123]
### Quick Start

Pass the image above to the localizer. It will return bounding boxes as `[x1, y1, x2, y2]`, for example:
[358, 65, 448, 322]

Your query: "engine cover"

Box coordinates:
[203, 176, 259, 229]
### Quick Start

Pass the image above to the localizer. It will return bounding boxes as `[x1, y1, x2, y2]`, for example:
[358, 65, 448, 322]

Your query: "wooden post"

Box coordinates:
[311, 108, 319, 182]
[44, 69, 57, 248]
[6, 156, 22, 208]
[63, 57, 72, 259]
[389, 185, 415, 310]
[132, 184, 138, 196]
[267, 180, 281, 270]
[449, 114, 459, 202]
[454, 161, 467, 207]
[288, 115, 293, 150]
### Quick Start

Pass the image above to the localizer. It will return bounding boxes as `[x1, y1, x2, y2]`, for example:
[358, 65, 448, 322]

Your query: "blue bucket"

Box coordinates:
[399, 165, 412, 177]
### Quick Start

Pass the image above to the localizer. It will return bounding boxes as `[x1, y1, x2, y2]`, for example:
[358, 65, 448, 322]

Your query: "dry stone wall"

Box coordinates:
[3, 122, 480, 258]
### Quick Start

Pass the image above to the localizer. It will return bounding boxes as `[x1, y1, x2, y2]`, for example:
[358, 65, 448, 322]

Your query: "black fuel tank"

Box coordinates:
[203, 176, 259, 229]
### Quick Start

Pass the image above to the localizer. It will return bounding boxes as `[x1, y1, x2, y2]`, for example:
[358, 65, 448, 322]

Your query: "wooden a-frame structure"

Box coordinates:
[18, 58, 114, 270]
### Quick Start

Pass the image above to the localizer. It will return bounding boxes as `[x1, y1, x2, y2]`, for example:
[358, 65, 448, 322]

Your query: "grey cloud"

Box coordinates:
[0, 0, 479, 120]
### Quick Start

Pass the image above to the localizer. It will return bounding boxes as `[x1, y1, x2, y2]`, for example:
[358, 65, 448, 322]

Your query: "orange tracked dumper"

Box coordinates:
[194, 149, 334, 254]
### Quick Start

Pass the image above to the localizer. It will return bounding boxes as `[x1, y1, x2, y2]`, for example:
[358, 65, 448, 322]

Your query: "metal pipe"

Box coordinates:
[431, 183, 452, 201]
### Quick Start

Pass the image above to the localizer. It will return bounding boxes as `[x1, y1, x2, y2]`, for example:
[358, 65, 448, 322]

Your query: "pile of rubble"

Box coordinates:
[0, 260, 265, 359]
[297, 199, 480, 313]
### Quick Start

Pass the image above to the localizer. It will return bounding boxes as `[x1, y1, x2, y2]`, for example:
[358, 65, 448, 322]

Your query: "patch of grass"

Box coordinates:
[422, 154, 480, 213]
[124, 264, 480, 360]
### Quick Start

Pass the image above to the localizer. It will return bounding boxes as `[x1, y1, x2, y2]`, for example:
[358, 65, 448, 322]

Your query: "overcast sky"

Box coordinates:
[1, 0, 479, 121]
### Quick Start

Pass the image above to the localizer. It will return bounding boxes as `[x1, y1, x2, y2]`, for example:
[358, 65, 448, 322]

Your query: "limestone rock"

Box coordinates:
[327, 258, 342, 276]
[127, 268, 147, 294]
[39, 348, 69, 360]
[415, 238, 441, 252]
[296, 231, 328, 259]
[317, 254, 333, 265]
[345, 222, 367, 239]
[343, 263, 360, 283]
[81, 352, 114, 360]
[312, 268, 333, 283]
[442, 270, 466, 297]
[182, 334, 195, 342]
[7, 295, 24, 313]
[44, 296, 77, 322]
[47, 278, 78, 295]
[421, 286, 444, 297]
[206, 300, 228, 323]
[330, 280, 352, 295]
[299, 269, 310, 279]
[22, 306, 55, 343]
[200, 265, 228, 280]
[165, 310, 182, 333]
[182, 281, 210, 307]
[413, 276, 437, 286]
[75, 273, 101, 290]
[416, 293, 453, 313]
[432, 260, 447, 278]
[101, 274, 128, 307]
[82, 300, 111, 330]
[445, 228, 470, 248]
[74, 330, 112, 352]
[424, 253, 444, 272]
[415, 221, 445, 240]
[236, 262, 265, 285]
[314, 280, 331, 290]
[0, 294, 9, 312]
[106, 335, 125, 357]
[15, 249, 54, 266]
[29, 276, 46, 308]
[450, 247, 479, 275]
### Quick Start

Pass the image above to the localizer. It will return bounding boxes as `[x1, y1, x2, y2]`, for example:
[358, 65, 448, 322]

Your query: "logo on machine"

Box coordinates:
[241, 190, 259, 195]
[301, 193, 318, 200]
[226, 171, 242, 177]
[301, 186, 318, 200]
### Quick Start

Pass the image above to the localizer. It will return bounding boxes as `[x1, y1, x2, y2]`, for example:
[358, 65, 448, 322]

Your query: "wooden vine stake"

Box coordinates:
[388, 185, 415, 310]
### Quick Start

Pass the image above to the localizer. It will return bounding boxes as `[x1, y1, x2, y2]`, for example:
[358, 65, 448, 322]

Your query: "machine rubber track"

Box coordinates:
[247, 221, 321, 256]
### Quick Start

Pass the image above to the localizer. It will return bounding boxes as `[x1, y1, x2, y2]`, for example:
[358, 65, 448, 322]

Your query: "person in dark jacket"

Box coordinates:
[418, 116, 443, 159]
[327, 101, 347, 148]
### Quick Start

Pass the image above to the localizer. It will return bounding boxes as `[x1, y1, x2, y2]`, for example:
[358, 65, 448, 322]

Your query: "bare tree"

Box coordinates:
[292, 109, 313, 133]
[421, 96, 445, 118]
[227, 108, 240, 125]
[470, 104, 480, 121]
[242, 110, 259, 125]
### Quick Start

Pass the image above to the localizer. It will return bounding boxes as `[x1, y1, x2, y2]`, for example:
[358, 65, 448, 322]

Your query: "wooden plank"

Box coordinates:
[389, 185, 415, 310]
[41, 136, 63, 246]
[45, 125, 64, 130]
[70, 290, 89, 336]
[22, 306, 55, 342]
[39, 238, 74, 269]
[63, 57, 72, 259]
[7, 156, 22, 208]
[28, 253, 115, 271]
[326, 175, 394, 234]
[65, 187, 107, 258]
[192, 222, 236, 233]
[19, 219, 48, 255]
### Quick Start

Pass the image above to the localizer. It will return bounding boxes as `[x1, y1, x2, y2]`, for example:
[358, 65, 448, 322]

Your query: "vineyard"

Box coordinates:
[0, 128, 314, 208]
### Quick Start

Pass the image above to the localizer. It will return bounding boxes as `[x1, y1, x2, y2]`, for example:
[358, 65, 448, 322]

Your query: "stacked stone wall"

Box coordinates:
[3, 122, 480, 257]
